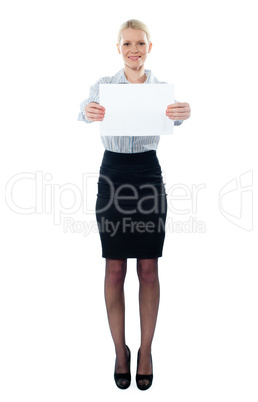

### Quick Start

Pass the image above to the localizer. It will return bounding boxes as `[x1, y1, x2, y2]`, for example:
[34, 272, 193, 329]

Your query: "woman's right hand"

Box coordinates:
[84, 102, 106, 121]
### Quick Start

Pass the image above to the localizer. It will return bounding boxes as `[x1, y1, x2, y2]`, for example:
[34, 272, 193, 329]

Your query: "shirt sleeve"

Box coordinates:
[77, 77, 108, 123]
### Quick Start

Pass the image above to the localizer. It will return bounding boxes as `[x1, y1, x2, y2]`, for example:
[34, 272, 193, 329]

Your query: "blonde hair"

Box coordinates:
[117, 19, 151, 46]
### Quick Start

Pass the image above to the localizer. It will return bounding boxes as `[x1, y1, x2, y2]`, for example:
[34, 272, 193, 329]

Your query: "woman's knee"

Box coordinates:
[137, 258, 159, 284]
[105, 258, 127, 286]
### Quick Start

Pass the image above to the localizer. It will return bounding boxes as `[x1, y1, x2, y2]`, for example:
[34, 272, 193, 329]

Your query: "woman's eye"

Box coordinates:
[123, 43, 130, 46]
[139, 42, 145, 45]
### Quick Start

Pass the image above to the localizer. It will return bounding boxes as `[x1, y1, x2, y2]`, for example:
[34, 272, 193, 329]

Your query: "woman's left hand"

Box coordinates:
[166, 102, 191, 120]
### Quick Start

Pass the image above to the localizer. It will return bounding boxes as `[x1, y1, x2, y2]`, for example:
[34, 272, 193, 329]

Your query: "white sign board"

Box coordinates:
[99, 84, 174, 136]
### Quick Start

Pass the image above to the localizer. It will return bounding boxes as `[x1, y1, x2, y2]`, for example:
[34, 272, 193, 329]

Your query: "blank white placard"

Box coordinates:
[99, 84, 174, 136]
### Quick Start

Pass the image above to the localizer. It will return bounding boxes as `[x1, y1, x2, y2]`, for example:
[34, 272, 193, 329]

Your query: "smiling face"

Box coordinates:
[117, 28, 152, 70]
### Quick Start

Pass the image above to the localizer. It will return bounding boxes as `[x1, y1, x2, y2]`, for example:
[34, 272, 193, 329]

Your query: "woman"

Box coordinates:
[78, 19, 191, 391]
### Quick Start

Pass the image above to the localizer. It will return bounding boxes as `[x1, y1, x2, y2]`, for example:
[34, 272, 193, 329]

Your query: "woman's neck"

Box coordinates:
[123, 65, 147, 83]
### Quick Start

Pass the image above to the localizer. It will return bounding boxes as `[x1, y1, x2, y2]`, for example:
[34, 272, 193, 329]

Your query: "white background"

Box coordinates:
[1, 0, 257, 401]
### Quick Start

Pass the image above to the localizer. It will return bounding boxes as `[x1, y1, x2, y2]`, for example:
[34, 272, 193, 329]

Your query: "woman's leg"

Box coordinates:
[104, 258, 129, 373]
[136, 258, 160, 376]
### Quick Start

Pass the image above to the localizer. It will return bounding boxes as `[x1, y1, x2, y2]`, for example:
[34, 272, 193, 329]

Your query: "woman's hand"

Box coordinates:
[85, 102, 106, 121]
[166, 102, 191, 121]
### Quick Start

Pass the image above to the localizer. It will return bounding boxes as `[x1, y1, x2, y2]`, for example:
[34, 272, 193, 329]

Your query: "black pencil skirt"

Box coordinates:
[95, 150, 167, 259]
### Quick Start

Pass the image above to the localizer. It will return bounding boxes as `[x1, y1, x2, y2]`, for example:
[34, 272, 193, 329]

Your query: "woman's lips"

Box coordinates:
[128, 56, 141, 60]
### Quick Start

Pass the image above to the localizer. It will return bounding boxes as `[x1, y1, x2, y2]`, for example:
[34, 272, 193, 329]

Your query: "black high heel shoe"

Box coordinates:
[136, 348, 153, 391]
[114, 345, 131, 390]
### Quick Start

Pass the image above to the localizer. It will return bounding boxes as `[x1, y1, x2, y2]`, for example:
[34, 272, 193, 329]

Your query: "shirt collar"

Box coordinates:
[115, 68, 154, 84]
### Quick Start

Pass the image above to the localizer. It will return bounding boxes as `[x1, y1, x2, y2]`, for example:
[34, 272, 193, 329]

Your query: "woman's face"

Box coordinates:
[117, 28, 152, 70]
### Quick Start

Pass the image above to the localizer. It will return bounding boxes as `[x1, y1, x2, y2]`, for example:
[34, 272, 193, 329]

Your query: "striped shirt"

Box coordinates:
[78, 68, 182, 153]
